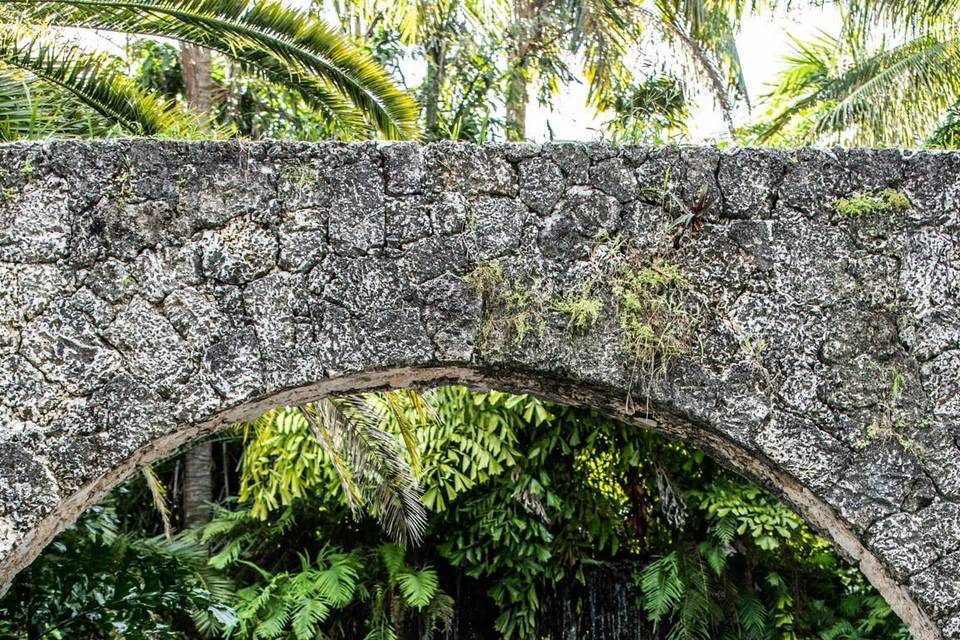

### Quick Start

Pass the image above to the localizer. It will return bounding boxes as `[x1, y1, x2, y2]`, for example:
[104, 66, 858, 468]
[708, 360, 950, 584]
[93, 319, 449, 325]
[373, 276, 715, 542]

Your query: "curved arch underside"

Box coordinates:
[0, 140, 958, 638]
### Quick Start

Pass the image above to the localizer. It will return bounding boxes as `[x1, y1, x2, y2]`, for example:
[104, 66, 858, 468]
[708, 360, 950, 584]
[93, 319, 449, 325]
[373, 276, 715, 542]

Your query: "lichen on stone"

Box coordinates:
[551, 283, 604, 332]
[856, 366, 927, 457]
[465, 262, 547, 345]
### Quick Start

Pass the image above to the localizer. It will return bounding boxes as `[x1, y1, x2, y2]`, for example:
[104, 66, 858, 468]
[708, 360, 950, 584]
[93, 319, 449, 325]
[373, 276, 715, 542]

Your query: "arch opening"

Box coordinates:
[0, 367, 935, 639]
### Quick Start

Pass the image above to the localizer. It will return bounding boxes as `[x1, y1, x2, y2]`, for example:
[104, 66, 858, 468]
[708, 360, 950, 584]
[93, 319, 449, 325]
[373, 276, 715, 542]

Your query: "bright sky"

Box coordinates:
[528, 4, 843, 142]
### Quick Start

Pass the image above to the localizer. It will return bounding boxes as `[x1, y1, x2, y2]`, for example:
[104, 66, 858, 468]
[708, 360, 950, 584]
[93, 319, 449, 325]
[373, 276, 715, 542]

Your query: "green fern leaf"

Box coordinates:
[396, 567, 439, 609]
[291, 597, 330, 640]
[639, 552, 684, 624]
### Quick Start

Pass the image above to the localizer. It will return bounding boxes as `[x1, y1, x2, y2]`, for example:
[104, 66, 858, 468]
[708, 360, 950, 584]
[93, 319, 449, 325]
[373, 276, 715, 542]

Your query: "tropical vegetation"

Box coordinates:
[0, 388, 910, 639]
[0, 0, 953, 638]
[0, 0, 419, 139]
[751, 0, 960, 147]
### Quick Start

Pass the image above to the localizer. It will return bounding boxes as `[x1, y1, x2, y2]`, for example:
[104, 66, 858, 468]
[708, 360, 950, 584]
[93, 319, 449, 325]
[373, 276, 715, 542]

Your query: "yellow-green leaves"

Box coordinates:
[612, 258, 696, 391]
[0, 27, 198, 136]
[238, 406, 325, 521]
[835, 188, 912, 217]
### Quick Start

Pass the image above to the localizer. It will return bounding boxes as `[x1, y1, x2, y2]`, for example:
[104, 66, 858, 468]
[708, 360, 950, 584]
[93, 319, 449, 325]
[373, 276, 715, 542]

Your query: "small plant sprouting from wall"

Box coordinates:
[504, 286, 547, 343]
[551, 283, 604, 332]
[857, 366, 925, 456]
[281, 162, 320, 200]
[464, 235, 699, 392]
[466, 261, 546, 345]
[611, 258, 697, 402]
[464, 233, 700, 410]
[0, 186, 17, 204]
[835, 188, 911, 218]
[465, 261, 504, 298]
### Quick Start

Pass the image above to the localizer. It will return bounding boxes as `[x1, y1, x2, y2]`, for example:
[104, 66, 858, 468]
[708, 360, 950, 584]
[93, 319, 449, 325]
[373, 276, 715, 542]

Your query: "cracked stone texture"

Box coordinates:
[0, 140, 958, 638]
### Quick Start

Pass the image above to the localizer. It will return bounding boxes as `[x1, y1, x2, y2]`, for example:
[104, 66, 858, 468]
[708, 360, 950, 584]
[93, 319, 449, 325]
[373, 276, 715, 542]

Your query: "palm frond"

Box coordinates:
[290, 598, 330, 639]
[300, 401, 365, 516]
[568, 0, 635, 102]
[12, 0, 420, 138]
[0, 27, 193, 135]
[141, 464, 173, 539]
[395, 566, 439, 608]
[641, 5, 736, 135]
[736, 593, 767, 640]
[640, 552, 684, 626]
[846, 0, 960, 33]
[760, 30, 960, 146]
[0, 69, 118, 139]
[132, 531, 237, 629]
[302, 396, 429, 546]
[929, 102, 960, 147]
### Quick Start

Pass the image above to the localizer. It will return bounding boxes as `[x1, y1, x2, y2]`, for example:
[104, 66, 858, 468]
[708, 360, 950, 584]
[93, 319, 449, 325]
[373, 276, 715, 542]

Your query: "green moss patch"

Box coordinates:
[551, 283, 604, 332]
[835, 188, 911, 218]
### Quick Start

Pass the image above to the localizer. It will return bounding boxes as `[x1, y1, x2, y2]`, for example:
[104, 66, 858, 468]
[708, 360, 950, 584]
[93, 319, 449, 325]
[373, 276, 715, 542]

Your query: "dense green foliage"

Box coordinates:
[326, 0, 768, 142]
[751, 1, 960, 147]
[0, 498, 234, 640]
[1, 388, 909, 639]
[1, 0, 958, 146]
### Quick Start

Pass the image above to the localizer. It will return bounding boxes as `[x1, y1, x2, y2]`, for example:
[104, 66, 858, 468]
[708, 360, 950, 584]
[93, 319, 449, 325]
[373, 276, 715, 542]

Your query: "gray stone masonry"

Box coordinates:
[0, 140, 958, 637]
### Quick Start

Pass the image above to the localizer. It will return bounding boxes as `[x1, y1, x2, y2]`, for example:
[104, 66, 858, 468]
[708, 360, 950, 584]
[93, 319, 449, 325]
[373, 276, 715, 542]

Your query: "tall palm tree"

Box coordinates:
[0, 0, 420, 139]
[333, 0, 761, 141]
[755, 0, 960, 147]
[177, 37, 219, 528]
[499, 0, 759, 140]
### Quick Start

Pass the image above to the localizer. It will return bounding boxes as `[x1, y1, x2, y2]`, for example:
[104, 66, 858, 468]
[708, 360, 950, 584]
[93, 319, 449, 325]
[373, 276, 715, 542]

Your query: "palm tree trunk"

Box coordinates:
[422, 40, 445, 138]
[505, 69, 529, 141]
[181, 43, 214, 122]
[182, 443, 213, 527]
[505, 0, 535, 141]
[180, 42, 215, 529]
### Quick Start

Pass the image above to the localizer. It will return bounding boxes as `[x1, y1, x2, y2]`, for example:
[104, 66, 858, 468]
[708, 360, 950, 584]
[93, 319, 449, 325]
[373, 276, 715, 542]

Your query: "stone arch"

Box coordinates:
[0, 140, 958, 638]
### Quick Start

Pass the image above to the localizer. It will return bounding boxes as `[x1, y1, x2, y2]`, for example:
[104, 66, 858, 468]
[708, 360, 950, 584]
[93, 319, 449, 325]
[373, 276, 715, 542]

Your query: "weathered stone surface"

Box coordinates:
[544, 142, 590, 184]
[327, 154, 386, 255]
[519, 157, 564, 214]
[469, 197, 528, 260]
[19, 300, 122, 395]
[105, 298, 193, 394]
[717, 148, 786, 218]
[0, 141, 958, 640]
[0, 186, 71, 263]
[383, 142, 424, 195]
[590, 156, 639, 203]
[200, 218, 278, 284]
[424, 142, 516, 196]
[202, 328, 264, 402]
